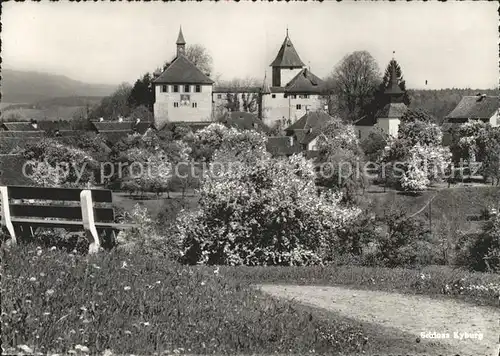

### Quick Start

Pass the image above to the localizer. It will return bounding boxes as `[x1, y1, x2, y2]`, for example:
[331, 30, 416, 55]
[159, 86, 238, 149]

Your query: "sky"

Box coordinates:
[2, 1, 498, 90]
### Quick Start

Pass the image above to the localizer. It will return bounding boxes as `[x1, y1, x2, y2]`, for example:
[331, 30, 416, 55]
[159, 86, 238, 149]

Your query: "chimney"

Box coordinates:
[135, 118, 141, 124]
[118, 117, 123, 123]
[289, 136, 294, 146]
[31, 119, 38, 130]
[99, 117, 104, 122]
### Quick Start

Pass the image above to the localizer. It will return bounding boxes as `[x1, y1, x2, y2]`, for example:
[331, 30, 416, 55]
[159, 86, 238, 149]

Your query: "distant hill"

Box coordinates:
[1, 69, 117, 103]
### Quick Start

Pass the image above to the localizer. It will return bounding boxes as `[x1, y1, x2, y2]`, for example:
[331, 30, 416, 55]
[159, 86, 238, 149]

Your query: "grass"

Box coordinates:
[222, 265, 500, 307]
[2, 245, 371, 355]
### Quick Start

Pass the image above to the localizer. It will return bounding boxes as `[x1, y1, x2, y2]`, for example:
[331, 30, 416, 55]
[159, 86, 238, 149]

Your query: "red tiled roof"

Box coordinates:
[270, 34, 306, 68]
[445, 95, 499, 120]
[153, 54, 214, 85]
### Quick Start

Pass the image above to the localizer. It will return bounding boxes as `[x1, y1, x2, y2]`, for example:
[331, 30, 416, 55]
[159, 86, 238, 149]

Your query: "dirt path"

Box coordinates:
[259, 284, 499, 356]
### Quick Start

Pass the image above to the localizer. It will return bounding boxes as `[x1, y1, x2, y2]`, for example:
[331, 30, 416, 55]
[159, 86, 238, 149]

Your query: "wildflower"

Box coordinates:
[43, 312, 51, 316]
[36, 249, 43, 256]
[121, 261, 128, 269]
[102, 350, 114, 356]
[201, 281, 206, 286]
[124, 286, 131, 291]
[40, 272, 46, 277]
[124, 330, 132, 335]
[50, 246, 57, 251]
[92, 264, 101, 270]
[214, 267, 220, 275]
[29, 277, 37, 282]
[17, 345, 33, 353]
[45, 289, 55, 296]
[74, 345, 89, 353]
[155, 280, 161, 284]
[142, 322, 150, 326]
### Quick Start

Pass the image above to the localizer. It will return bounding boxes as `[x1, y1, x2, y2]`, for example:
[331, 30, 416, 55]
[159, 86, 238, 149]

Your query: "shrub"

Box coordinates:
[176, 155, 360, 266]
[375, 211, 436, 267]
[457, 207, 500, 272]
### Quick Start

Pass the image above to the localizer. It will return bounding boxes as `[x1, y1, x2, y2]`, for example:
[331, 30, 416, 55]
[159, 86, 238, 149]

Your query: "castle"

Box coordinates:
[153, 28, 327, 129]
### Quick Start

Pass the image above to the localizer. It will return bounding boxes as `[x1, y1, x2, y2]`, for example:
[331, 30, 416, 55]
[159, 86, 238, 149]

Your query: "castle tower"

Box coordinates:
[270, 29, 305, 87]
[176, 26, 186, 57]
[259, 71, 272, 124]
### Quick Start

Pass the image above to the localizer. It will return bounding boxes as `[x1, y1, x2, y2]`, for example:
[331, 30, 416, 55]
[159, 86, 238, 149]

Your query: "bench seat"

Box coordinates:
[10, 217, 138, 229]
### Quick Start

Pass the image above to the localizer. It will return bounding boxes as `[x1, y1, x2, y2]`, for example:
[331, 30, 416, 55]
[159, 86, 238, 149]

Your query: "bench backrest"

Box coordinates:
[1, 186, 115, 223]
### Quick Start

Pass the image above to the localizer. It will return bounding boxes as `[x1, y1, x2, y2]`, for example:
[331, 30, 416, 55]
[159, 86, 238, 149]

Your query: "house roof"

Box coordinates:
[213, 86, 262, 94]
[91, 121, 151, 134]
[266, 136, 301, 156]
[445, 95, 499, 120]
[1, 122, 40, 131]
[153, 54, 214, 85]
[354, 115, 377, 127]
[284, 68, 326, 94]
[0, 155, 33, 186]
[270, 32, 306, 68]
[37, 121, 73, 132]
[376, 102, 408, 118]
[220, 111, 270, 133]
[286, 111, 334, 132]
[0, 131, 45, 138]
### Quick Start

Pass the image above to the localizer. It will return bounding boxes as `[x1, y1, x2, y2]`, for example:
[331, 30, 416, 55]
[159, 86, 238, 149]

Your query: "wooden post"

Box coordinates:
[80, 190, 100, 254]
[0, 186, 17, 246]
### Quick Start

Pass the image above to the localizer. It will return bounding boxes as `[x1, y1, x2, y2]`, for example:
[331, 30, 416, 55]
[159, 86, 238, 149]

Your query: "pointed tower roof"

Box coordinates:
[384, 59, 404, 98]
[270, 30, 305, 68]
[176, 26, 186, 45]
[262, 71, 271, 94]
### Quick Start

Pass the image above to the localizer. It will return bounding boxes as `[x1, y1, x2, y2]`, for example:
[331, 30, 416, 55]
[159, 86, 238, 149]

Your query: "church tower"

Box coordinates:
[270, 29, 305, 87]
[376, 57, 408, 137]
[176, 26, 186, 57]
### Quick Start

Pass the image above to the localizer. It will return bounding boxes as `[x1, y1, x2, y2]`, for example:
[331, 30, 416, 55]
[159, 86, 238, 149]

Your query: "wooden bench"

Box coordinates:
[0, 185, 137, 253]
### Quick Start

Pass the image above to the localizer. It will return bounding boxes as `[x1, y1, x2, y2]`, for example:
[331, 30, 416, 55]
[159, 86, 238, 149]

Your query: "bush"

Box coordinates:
[2, 246, 369, 355]
[456, 208, 500, 272]
[375, 211, 437, 267]
[176, 155, 360, 266]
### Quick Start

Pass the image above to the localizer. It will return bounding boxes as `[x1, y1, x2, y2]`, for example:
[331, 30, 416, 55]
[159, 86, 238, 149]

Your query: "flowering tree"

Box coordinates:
[23, 139, 98, 187]
[189, 123, 268, 162]
[400, 143, 452, 192]
[119, 147, 172, 197]
[384, 110, 451, 191]
[315, 118, 368, 203]
[176, 154, 360, 266]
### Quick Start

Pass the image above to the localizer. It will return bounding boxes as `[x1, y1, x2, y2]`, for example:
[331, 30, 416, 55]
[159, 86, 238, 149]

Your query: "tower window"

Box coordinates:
[296, 104, 302, 110]
[290, 95, 297, 99]
[195, 85, 201, 93]
[192, 102, 198, 108]
[184, 85, 190, 93]
[217, 94, 222, 99]
[358, 130, 362, 139]
[173, 85, 179, 93]
[174, 102, 179, 108]
[272, 94, 276, 99]
[161, 85, 168, 93]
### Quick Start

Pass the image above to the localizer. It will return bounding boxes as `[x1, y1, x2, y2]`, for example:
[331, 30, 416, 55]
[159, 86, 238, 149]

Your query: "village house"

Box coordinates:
[153, 28, 214, 128]
[354, 59, 408, 140]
